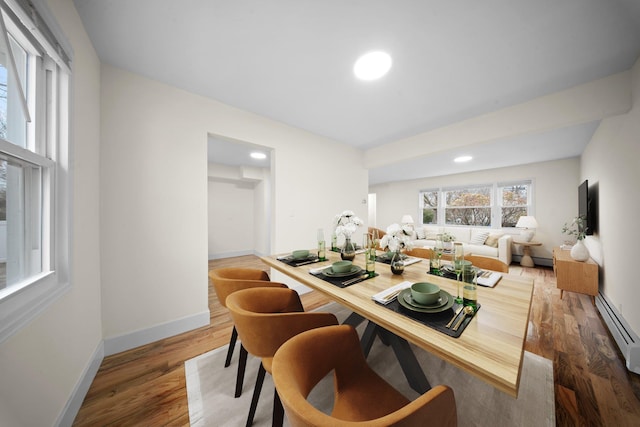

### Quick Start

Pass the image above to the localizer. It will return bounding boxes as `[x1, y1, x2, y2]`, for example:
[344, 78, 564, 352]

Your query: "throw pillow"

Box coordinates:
[484, 234, 501, 248]
[470, 231, 490, 245]
[415, 227, 426, 239]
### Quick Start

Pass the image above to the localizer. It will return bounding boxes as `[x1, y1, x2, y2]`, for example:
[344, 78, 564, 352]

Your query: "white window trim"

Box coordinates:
[0, 0, 71, 344]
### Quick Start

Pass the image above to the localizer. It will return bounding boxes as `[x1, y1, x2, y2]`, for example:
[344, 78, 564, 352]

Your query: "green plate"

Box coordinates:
[397, 289, 454, 313]
[403, 291, 449, 309]
[322, 265, 363, 278]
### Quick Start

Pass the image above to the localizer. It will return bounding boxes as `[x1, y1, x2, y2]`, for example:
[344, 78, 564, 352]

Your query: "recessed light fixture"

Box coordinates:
[250, 152, 267, 160]
[454, 155, 473, 163]
[353, 51, 392, 81]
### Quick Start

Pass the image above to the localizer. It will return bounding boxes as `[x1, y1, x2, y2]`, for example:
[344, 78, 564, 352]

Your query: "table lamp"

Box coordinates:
[515, 216, 538, 242]
[401, 214, 415, 231]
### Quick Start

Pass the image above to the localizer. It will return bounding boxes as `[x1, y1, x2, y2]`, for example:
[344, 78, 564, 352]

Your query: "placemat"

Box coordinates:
[277, 256, 321, 267]
[378, 296, 480, 338]
[310, 271, 378, 288]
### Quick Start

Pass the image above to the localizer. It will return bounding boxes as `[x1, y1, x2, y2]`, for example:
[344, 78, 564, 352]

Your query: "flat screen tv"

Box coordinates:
[578, 179, 596, 235]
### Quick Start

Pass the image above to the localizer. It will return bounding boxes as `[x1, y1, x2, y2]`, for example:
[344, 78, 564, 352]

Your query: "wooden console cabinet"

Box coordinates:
[553, 247, 598, 305]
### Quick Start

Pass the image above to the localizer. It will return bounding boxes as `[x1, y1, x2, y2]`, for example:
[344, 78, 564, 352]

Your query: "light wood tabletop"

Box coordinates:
[262, 249, 534, 398]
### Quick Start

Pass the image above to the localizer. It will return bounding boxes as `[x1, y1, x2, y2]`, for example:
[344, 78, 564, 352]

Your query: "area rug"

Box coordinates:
[185, 303, 554, 426]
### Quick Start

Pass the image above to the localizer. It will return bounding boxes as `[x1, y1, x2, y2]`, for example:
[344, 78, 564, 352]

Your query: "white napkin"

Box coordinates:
[477, 272, 502, 287]
[403, 257, 423, 266]
[372, 281, 412, 305]
[309, 265, 331, 274]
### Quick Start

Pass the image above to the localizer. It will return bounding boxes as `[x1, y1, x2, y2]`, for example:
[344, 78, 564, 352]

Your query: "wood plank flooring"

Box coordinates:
[73, 255, 640, 426]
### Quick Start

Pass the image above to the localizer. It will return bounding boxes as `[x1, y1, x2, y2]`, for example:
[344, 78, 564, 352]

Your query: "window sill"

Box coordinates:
[0, 271, 69, 344]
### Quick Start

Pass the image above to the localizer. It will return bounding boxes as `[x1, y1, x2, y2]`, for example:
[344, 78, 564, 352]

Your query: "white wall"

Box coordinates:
[0, 0, 103, 425]
[581, 56, 640, 334]
[369, 158, 581, 262]
[207, 177, 256, 258]
[100, 64, 368, 343]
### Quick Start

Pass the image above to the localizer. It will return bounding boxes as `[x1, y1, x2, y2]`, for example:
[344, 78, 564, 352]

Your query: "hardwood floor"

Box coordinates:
[73, 256, 640, 426]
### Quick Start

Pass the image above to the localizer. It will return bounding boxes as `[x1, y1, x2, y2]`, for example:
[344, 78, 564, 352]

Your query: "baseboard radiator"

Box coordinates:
[596, 292, 640, 374]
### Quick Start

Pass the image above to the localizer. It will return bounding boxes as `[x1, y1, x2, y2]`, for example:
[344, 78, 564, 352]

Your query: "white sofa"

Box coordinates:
[409, 226, 512, 265]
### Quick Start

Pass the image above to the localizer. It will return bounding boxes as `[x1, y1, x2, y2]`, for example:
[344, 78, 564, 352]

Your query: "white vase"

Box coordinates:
[570, 240, 590, 262]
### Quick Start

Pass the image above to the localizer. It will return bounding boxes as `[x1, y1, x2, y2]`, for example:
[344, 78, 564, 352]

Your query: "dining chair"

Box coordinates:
[464, 255, 509, 273]
[272, 324, 458, 427]
[208, 267, 287, 398]
[226, 287, 339, 427]
[404, 247, 433, 259]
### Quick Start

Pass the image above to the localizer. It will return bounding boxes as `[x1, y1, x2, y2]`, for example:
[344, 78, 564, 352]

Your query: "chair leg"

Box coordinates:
[225, 326, 239, 368]
[272, 388, 284, 427]
[246, 363, 266, 427]
[234, 344, 248, 398]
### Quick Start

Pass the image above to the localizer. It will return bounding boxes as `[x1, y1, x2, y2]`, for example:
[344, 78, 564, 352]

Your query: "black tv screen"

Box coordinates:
[578, 180, 595, 235]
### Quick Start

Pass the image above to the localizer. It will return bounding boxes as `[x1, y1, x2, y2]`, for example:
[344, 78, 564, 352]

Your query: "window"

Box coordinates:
[419, 180, 532, 228]
[499, 181, 532, 227]
[444, 185, 491, 226]
[420, 190, 438, 224]
[0, 1, 71, 343]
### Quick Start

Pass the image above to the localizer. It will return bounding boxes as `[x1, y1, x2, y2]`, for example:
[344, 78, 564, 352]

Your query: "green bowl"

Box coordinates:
[332, 260, 352, 273]
[292, 250, 310, 260]
[410, 282, 441, 305]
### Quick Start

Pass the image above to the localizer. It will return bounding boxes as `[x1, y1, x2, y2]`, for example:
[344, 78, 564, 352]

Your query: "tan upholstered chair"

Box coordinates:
[464, 255, 509, 273]
[272, 324, 457, 427]
[208, 267, 287, 397]
[368, 227, 387, 250]
[404, 247, 433, 259]
[226, 287, 339, 427]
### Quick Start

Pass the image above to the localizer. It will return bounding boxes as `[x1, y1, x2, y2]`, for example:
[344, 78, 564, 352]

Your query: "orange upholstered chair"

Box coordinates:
[208, 267, 287, 397]
[464, 255, 509, 273]
[404, 247, 433, 260]
[272, 324, 458, 427]
[226, 287, 339, 427]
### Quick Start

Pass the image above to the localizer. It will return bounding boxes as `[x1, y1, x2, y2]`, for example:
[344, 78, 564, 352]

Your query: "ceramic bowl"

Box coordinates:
[331, 260, 352, 273]
[292, 249, 310, 259]
[410, 282, 440, 305]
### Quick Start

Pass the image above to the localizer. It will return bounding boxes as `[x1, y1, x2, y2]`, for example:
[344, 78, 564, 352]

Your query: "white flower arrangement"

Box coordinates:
[440, 232, 455, 243]
[379, 223, 415, 252]
[333, 210, 363, 238]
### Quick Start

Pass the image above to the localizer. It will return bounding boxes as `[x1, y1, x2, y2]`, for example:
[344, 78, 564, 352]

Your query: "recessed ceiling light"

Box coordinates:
[454, 156, 473, 163]
[353, 51, 392, 81]
[250, 152, 267, 160]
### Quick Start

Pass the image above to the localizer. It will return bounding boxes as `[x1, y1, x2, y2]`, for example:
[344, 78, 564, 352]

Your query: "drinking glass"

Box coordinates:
[317, 228, 326, 261]
[462, 264, 477, 309]
[453, 242, 464, 303]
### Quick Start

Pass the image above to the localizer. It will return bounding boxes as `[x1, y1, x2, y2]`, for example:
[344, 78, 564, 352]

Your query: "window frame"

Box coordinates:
[0, 0, 71, 344]
[418, 180, 534, 229]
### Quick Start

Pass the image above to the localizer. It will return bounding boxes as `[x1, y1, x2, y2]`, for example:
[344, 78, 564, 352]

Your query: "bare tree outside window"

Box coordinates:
[501, 184, 529, 227]
[445, 187, 491, 226]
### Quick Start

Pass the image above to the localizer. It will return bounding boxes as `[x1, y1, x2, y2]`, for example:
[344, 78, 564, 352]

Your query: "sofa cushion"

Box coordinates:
[484, 233, 502, 248]
[444, 227, 471, 243]
[470, 230, 490, 245]
[464, 243, 498, 257]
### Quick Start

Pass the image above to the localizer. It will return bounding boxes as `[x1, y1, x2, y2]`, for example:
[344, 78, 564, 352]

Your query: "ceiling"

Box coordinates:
[74, 0, 640, 183]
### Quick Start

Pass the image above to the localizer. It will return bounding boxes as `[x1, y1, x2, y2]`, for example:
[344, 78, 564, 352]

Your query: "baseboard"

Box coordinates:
[596, 292, 640, 374]
[104, 310, 210, 356]
[56, 341, 104, 427]
[208, 250, 254, 260]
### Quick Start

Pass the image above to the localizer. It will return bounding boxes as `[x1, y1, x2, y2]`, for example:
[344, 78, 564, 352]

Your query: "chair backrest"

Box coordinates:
[273, 324, 457, 427]
[404, 247, 433, 259]
[208, 267, 286, 308]
[225, 287, 338, 362]
[465, 255, 509, 273]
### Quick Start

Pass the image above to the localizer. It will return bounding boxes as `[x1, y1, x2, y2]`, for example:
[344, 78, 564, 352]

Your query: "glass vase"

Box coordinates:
[390, 250, 405, 275]
[341, 237, 356, 261]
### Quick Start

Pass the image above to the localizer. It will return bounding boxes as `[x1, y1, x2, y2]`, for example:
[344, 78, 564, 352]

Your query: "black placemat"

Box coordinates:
[310, 271, 378, 288]
[377, 295, 480, 338]
[277, 255, 321, 267]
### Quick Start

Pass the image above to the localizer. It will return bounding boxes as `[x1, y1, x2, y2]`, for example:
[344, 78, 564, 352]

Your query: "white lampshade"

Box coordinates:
[515, 216, 538, 242]
[401, 215, 414, 224]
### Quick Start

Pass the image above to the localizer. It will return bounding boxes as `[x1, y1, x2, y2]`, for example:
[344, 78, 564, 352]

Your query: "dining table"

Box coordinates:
[261, 248, 534, 398]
